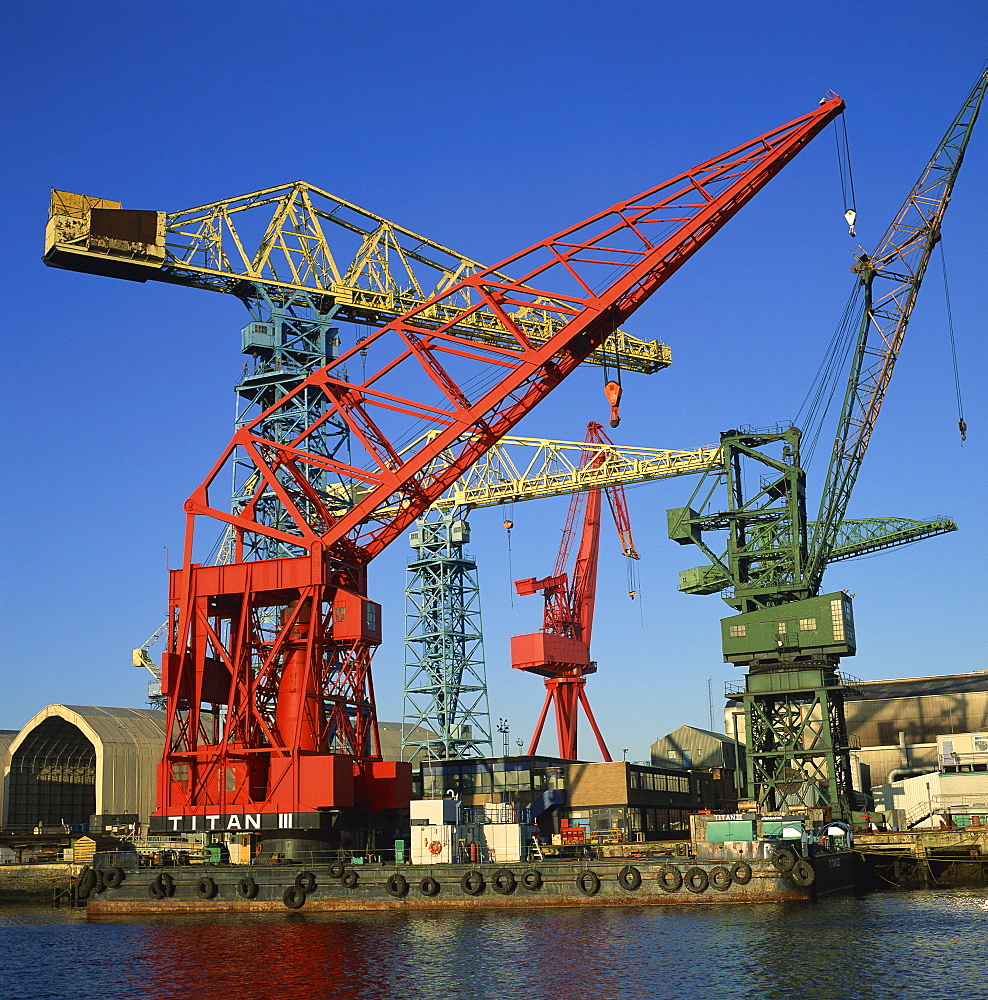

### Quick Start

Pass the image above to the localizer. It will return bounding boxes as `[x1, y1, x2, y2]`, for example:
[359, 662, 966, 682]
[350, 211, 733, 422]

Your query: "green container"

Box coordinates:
[705, 820, 755, 842]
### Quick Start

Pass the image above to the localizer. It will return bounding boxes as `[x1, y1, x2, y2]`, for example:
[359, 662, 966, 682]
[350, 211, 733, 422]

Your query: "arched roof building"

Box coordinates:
[1, 705, 165, 830]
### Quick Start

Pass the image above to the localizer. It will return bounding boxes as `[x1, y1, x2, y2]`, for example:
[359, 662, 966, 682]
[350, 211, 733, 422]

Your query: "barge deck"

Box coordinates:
[78, 850, 858, 914]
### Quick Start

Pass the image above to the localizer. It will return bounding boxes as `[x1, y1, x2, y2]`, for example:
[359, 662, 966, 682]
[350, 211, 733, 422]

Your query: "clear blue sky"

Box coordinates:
[2, 2, 986, 760]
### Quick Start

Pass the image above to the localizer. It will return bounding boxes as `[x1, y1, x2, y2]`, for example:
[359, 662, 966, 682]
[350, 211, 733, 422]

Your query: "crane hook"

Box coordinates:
[604, 380, 623, 428]
[844, 209, 857, 237]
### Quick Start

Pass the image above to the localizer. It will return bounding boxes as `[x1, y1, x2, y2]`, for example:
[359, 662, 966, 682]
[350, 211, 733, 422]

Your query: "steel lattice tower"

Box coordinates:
[402, 511, 493, 761]
[231, 293, 498, 754]
[230, 286, 345, 561]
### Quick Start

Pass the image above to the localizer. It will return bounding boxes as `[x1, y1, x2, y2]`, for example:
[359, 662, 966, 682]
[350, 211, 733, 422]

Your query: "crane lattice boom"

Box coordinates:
[44, 182, 670, 375]
[807, 70, 986, 590]
[152, 94, 844, 823]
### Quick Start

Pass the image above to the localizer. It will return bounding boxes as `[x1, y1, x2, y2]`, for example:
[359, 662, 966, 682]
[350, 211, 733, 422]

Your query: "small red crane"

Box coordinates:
[511, 422, 639, 761]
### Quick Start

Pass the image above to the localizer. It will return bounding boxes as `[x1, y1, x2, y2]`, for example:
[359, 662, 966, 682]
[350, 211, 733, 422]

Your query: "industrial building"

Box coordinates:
[726, 670, 988, 796]
[418, 755, 714, 843]
[1, 705, 165, 833]
[872, 731, 988, 828]
[650, 724, 745, 812]
[0, 707, 430, 837]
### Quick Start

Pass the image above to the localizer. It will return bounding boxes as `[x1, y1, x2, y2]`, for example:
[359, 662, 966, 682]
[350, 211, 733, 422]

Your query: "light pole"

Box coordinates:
[622, 748, 629, 762]
[497, 719, 510, 756]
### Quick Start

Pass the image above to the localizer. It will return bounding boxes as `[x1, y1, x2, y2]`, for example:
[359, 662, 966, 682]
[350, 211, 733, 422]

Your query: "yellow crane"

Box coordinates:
[44, 183, 670, 374]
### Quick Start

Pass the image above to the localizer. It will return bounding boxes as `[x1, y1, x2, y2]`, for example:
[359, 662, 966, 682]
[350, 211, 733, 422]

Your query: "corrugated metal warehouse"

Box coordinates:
[1, 705, 165, 830]
[0, 708, 433, 832]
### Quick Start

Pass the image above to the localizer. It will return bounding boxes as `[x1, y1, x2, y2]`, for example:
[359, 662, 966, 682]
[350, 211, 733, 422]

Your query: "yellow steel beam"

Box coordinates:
[44, 183, 671, 375]
[358, 433, 721, 519]
[435, 436, 720, 511]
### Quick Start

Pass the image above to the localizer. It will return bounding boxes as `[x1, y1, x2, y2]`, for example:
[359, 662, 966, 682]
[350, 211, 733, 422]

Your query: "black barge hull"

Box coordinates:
[81, 853, 858, 914]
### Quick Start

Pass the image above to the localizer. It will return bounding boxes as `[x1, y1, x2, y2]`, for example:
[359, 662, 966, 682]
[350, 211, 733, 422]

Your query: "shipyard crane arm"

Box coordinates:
[805, 70, 986, 591]
[677, 515, 958, 596]
[43, 182, 669, 375]
[149, 94, 842, 820]
[514, 422, 640, 637]
[183, 93, 844, 571]
[132, 622, 167, 680]
[432, 435, 721, 512]
[823, 516, 958, 564]
[670, 423, 962, 607]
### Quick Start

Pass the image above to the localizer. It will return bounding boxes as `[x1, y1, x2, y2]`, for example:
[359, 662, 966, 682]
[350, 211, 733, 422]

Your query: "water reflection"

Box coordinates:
[4, 890, 987, 1000]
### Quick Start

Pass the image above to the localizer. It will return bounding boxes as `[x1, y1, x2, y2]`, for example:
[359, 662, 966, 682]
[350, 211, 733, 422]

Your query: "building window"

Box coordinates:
[729, 624, 746, 638]
[799, 618, 816, 631]
[831, 599, 845, 641]
[493, 769, 531, 792]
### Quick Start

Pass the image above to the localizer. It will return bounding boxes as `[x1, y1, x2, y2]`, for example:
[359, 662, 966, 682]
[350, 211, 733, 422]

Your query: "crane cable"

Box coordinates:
[791, 113, 862, 470]
[502, 503, 515, 607]
[939, 242, 967, 442]
[834, 113, 858, 235]
[794, 285, 862, 470]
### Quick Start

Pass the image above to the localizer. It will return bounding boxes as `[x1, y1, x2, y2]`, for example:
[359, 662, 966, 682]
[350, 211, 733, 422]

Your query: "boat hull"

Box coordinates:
[82, 853, 858, 914]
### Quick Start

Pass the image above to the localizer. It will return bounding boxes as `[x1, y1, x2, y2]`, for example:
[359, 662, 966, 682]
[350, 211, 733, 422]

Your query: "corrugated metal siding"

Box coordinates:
[651, 724, 739, 770]
[4, 705, 166, 827]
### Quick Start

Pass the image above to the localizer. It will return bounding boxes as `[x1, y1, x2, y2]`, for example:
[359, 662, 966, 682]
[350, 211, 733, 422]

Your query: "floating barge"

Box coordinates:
[77, 845, 857, 914]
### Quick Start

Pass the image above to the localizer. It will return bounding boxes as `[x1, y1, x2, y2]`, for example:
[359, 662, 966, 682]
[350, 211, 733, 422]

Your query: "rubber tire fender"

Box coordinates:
[522, 868, 543, 891]
[730, 860, 753, 885]
[195, 876, 219, 900]
[341, 869, 359, 889]
[76, 868, 97, 900]
[461, 869, 485, 896]
[791, 859, 816, 886]
[283, 886, 307, 909]
[155, 872, 175, 898]
[93, 869, 106, 894]
[148, 876, 166, 900]
[492, 868, 517, 895]
[328, 860, 346, 879]
[618, 865, 642, 891]
[770, 847, 797, 872]
[576, 870, 601, 896]
[295, 871, 317, 893]
[419, 876, 441, 897]
[386, 873, 409, 898]
[657, 865, 682, 892]
[237, 876, 259, 900]
[709, 865, 733, 891]
[684, 867, 709, 894]
[103, 866, 125, 889]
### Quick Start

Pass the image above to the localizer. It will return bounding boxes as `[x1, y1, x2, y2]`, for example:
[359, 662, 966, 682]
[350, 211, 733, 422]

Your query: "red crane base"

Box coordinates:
[153, 550, 410, 827]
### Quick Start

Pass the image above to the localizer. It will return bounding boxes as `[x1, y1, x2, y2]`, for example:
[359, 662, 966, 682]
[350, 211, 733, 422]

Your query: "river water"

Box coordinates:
[2, 889, 986, 1000]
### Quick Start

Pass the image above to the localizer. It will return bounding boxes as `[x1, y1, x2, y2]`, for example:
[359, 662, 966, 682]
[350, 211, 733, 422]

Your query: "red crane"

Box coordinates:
[512, 422, 638, 760]
[151, 93, 844, 833]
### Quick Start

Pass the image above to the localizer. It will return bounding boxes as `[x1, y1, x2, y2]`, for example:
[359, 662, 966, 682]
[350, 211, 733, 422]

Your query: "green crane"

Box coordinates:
[667, 70, 986, 819]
